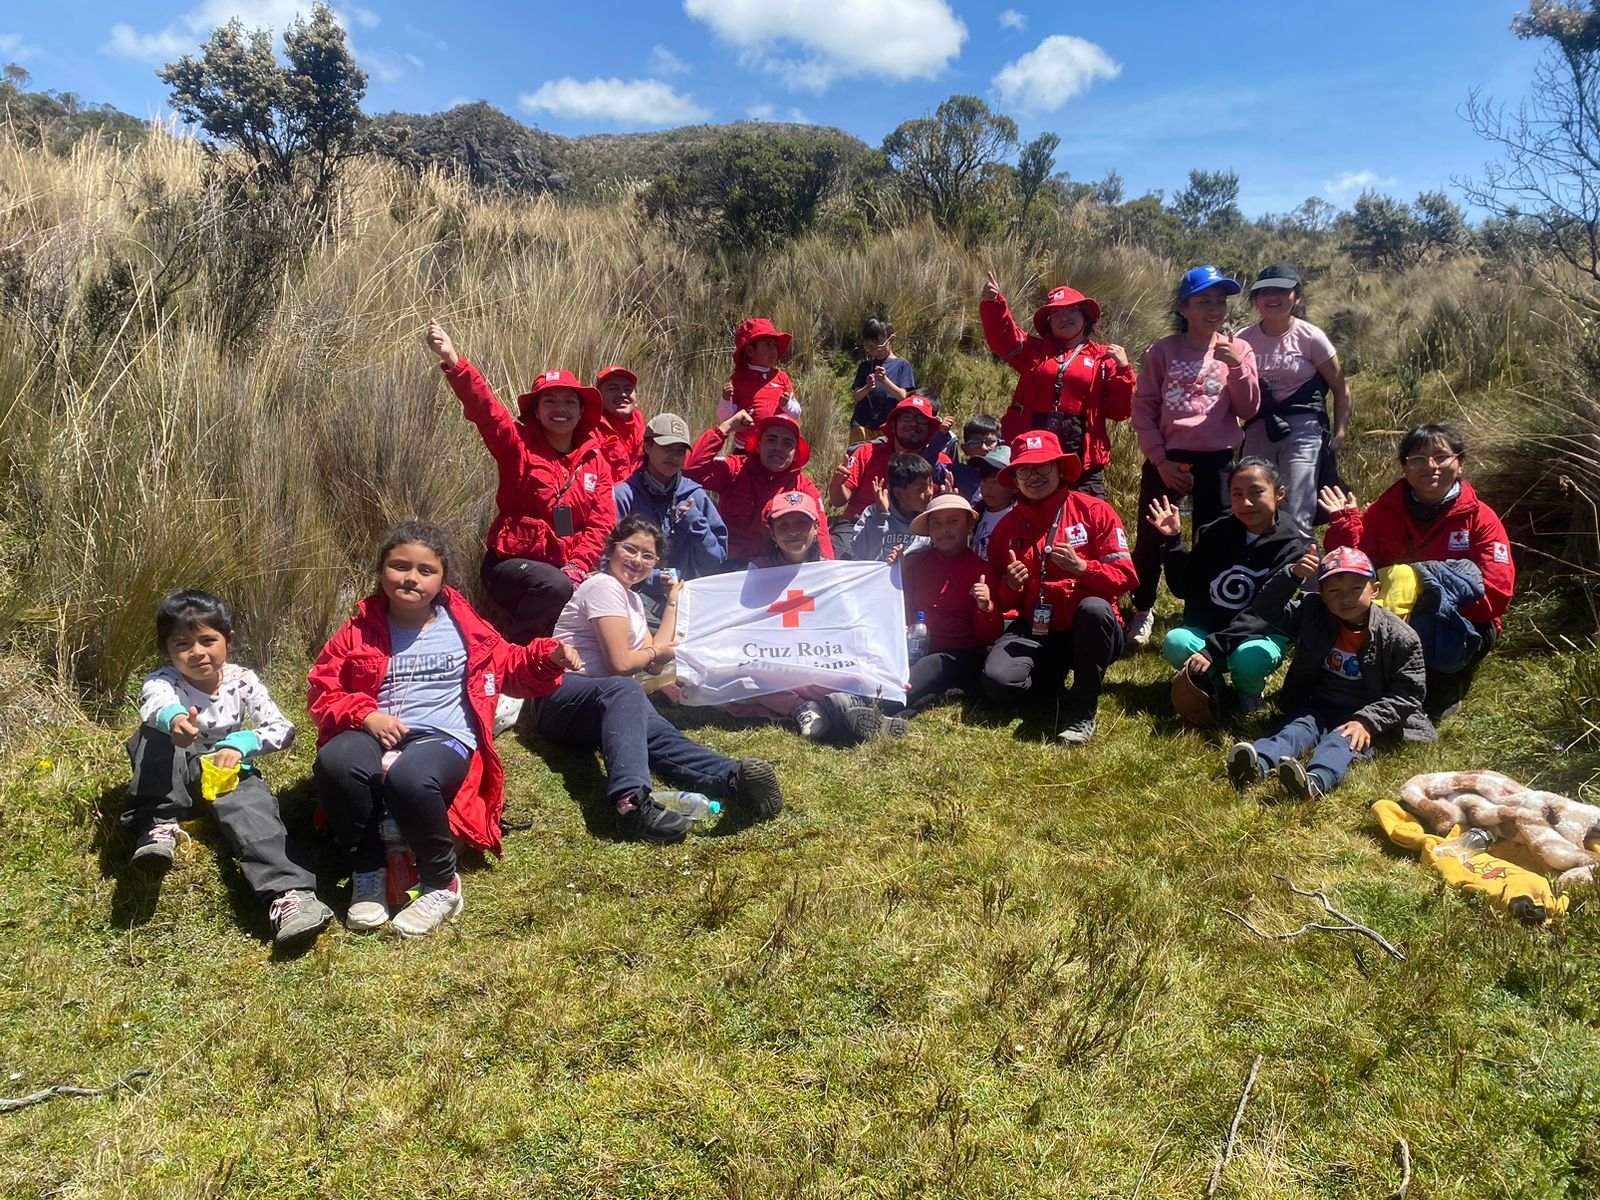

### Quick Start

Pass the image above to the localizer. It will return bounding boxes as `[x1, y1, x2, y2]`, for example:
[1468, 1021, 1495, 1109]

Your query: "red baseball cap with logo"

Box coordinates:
[885, 393, 937, 426]
[1317, 546, 1377, 581]
[998, 430, 1083, 488]
[1032, 285, 1102, 337]
[595, 364, 637, 386]
[764, 490, 820, 526]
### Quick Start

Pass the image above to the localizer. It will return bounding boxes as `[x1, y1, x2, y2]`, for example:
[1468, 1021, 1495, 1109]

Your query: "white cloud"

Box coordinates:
[361, 48, 408, 82]
[0, 33, 43, 61]
[649, 44, 690, 76]
[998, 9, 1026, 31]
[747, 102, 774, 120]
[1324, 169, 1399, 197]
[106, 24, 192, 61]
[104, 2, 382, 63]
[746, 103, 810, 123]
[403, 23, 447, 51]
[684, 0, 966, 92]
[520, 78, 709, 125]
[992, 35, 1119, 114]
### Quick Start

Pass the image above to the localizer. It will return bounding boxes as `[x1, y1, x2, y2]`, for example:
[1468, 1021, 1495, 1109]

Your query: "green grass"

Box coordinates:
[3, 607, 1598, 1198]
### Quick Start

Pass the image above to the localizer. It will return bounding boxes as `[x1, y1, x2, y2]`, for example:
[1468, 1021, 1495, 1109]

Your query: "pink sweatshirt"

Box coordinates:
[1131, 333, 1260, 464]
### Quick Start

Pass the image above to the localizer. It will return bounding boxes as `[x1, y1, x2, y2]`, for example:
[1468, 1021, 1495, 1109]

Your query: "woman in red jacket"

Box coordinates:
[685, 410, 834, 565]
[308, 522, 578, 937]
[1322, 421, 1515, 719]
[979, 272, 1135, 498]
[426, 321, 616, 642]
[983, 431, 1139, 746]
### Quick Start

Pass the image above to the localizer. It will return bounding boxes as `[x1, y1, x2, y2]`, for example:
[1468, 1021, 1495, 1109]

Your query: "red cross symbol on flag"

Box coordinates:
[767, 589, 816, 628]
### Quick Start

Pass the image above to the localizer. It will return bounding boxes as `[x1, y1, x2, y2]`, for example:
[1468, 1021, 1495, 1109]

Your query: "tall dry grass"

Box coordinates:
[1, 124, 1592, 706]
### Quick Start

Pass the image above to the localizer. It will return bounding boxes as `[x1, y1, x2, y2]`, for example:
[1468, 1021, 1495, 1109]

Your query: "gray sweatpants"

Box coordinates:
[123, 726, 316, 898]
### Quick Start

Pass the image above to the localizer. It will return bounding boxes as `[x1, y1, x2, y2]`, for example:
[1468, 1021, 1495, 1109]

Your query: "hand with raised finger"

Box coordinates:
[170, 706, 202, 748]
[981, 270, 1002, 304]
[425, 319, 459, 367]
[1290, 545, 1322, 581]
[1004, 548, 1030, 590]
[972, 573, 993, 612]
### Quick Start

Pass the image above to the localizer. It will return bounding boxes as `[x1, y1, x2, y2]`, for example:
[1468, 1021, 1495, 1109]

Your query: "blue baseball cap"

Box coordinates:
[1177, 265, 1242, 301]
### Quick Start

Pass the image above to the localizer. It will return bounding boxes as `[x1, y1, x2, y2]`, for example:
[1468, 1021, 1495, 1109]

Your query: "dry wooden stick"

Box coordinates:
[0, 1068, 150, 1114]
[1203, 1054, 1263, 1199]
[1386, 1137, 1412, 1200]
[1221, 875, 1406, 962]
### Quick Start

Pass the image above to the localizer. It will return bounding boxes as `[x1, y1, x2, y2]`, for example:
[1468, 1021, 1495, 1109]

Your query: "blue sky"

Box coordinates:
[5, 1, 1546, 216]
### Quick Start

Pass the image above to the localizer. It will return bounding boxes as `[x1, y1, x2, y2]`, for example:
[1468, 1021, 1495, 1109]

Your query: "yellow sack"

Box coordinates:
[1371, 798, 1568, 924]
[199, 755, 242, 802]
[1374, 564, 1420, 619]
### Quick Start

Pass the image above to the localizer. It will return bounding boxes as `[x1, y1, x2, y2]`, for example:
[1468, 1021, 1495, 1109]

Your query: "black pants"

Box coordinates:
[480, 552, 574, 644]
[981, 598, 1124, 720]
[531, 673, 739, 804]
[905, 647, 987, 711]
[313, 730, 470, 887]
[1070, 466, 1107, 500]
[124, 726, 315, 898]
[1424, 620, 1500, 721]
[1129, 449, 1235, 610]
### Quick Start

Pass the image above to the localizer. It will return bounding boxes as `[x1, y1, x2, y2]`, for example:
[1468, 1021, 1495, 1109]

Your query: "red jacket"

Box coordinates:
[988, 486, 1138, 632]
[443, 359, 616, 573]
[981, 294, 1135, 470]
[1325, 479, 1514, 627]
[728, 365, 793, 424]
[306, 587, 567, 856]
[598, 410, 645, 483]
[685, 426, 835, 561]
[839, 439, 953, 520]
[902, 546, 1005, 652]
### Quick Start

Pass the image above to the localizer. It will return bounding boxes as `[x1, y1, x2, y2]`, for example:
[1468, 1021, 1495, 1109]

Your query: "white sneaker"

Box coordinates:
[346, 868, 390, 931]
[391, 876, 463, 938]
[492, 695, 525, 736]
[794, 701, 829, 740]
[1126, 608, 1155, 647]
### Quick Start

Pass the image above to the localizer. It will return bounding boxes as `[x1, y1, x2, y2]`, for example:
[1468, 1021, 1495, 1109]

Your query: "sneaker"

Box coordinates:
[1227, 742, 1263, 790]
[1237, 692, 1266, 715]
[346, 868, 390, 931]
[843, 707, 911, 743]
[1126, 608, 1156, 647]
[131, 821, 181, 868]
[794, 701, 830, 740]
[1057, 715, 1098, 746]
[390, 876, 464, 938]
[615, 790, 692, 845]
[734, 758, 784, 821]
[492, 695, 525, 736]
[1276, 757, 1326, 801]
[269, 889, 334, 945]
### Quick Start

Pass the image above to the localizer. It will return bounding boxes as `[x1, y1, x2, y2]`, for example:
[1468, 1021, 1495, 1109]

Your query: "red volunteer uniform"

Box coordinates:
[685, 415, 835, 561]
[902, 547, 1005, 652]
[988, 486, 1138, 632]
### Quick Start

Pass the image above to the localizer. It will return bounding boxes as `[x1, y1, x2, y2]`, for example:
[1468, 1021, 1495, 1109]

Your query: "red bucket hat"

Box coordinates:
[518, 369, 602, 426]
[595, 364, 637, 386]
[885, 393, 937, 426]
[733, 317, 793, 367]
[764, 489, 821, 526]
[749, 412, 811, 470]
[1032, 285, 1102, 338]
[999, 429, 1083, 488]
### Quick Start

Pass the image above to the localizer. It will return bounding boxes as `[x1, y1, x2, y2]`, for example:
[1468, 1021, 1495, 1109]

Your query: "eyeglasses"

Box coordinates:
[964, 435, 1001, 448]
[1404, 453, 1459, 470]
[613, 543, 659, 565]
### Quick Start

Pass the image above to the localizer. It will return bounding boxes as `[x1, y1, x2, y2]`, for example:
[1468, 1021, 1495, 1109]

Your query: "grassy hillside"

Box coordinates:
[2, 124, 1599, 1197]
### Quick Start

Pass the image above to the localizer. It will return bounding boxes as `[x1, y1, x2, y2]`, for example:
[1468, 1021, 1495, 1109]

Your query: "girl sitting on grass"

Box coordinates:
[308, 522, 578, 937]
[1148, 457, 1310, 719]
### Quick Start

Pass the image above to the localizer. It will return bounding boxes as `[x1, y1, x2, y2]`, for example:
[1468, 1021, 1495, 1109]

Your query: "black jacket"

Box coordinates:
[1164, 513, 1309, 661]
[1252, 567, 1437, 742]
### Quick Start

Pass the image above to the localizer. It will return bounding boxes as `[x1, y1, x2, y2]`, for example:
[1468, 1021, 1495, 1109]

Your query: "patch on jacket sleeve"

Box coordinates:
[1448, 528, 1470, 552]
[1493, 541, 1509, 563]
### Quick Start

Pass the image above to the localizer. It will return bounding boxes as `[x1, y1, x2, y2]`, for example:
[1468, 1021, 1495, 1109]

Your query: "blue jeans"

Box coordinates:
[1241, 412, 1324, 537]
[532, 674, 739, 803]
[1251, 712, 1374, 793]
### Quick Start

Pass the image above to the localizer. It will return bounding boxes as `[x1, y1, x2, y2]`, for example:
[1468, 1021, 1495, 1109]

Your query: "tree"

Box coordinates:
[643, 133, 840, 251]
[159, 3, 366, 203]
[882, 95, 1019, 231]
[1341, 191, 1422, 269]
[1170, 169, 1243, 233]
[1462, 0, 1600, 282]
[1413, 190, 1470, 255]
[1015, 132, 1060, 221]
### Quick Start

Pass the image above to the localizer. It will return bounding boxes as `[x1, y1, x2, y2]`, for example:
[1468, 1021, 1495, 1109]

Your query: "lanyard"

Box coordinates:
[1050, 346, 1091, 412]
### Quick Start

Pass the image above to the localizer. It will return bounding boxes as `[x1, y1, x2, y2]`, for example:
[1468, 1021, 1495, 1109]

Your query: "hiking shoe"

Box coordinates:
[734, 757, 784, 821]
[1276, 757, 1326, 802]
[346, 868, 390, 931]
[131, 821, 181, 869]
[616, 790, 692, 845]
[391, 876, 463, 938]
[269, 889, 334, 945]
[1126, 608, 1155, 647]
[794, 701, 830, 740]
[1057, 715, 1098, 746]
[1227, 742, 1263, 790]
[492, 695, 524, 736]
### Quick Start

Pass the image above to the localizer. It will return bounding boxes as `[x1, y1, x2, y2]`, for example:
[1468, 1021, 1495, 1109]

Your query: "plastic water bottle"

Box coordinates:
[653, 791, 722, 823]
[907, 611, 930, 662]
[380, 817, 420, 908]
[1434, 827, 1495, 862]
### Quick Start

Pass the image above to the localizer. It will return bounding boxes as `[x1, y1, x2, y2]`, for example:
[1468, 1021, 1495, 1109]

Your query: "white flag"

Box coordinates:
[675, 560, 909, 706]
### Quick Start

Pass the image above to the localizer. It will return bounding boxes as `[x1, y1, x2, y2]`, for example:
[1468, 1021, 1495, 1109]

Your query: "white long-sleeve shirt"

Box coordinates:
[138, 663, 296, 759]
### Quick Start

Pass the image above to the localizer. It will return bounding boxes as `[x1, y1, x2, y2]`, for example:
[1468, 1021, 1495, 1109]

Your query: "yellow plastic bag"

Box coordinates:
[199, 755, 242, 802]
[1371, 798, 1568, 924]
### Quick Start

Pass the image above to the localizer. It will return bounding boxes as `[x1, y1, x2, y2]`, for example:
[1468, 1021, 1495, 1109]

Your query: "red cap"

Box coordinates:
[998, 430, 1083, 488]
[1318, 546, 1377, 581]
[764, 490, 820, 526]
[1032, 285, 1102, 337]
[733, 317, 793, 367]
[595, 364, 637, 386]
[885, 393, 937, 425]
[749, 412, 811, 470]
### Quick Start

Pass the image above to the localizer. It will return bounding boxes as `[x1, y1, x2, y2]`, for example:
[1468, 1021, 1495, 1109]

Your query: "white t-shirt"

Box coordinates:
[552, 574, 649, 677]
[972, 504, 1013, 560]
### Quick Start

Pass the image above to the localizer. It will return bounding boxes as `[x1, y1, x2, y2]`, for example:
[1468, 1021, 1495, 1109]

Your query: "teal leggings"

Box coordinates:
[1161, 626, 1290, 696]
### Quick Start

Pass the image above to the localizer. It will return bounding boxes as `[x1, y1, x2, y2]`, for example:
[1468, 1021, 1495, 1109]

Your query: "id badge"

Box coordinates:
[1031, 603, 1053, 637]
[553, 505, 575, 538]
